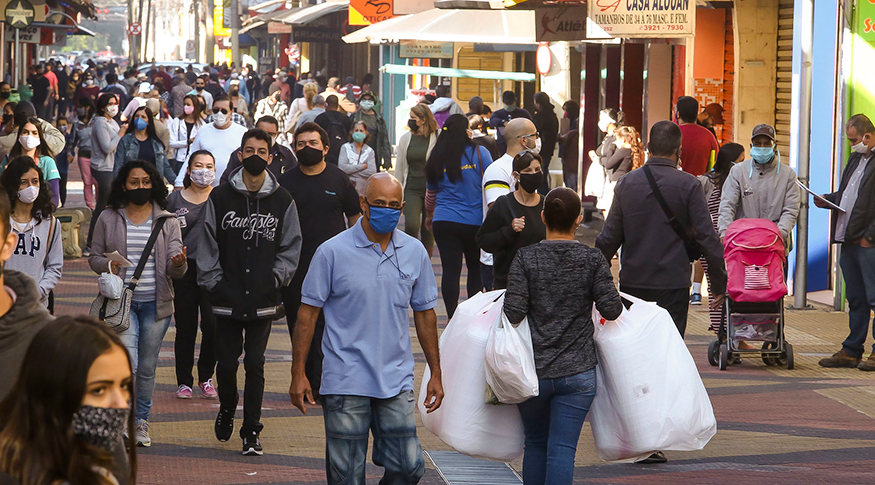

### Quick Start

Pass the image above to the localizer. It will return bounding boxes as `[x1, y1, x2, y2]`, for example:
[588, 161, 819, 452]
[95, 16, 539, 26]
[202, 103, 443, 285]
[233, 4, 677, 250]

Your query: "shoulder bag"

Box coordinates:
[90, 218, 167, 333]
[642, 165, 702, 262]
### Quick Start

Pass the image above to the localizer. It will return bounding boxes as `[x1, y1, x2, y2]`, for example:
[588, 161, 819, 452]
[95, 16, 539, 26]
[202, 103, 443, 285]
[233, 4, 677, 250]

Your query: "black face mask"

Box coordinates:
[2, 114, 11, 123]
[230, 90, 239, 97]
[242, 154, 268, 175]
[407, 119, 419, 132]
[72, 405, 128, 451]
[126, 188, 152, 206]
[296, 146, 324, 166]
[0, 92, 10, 100]
[518, 172, 542, 193]
[196, 86, 204, 92]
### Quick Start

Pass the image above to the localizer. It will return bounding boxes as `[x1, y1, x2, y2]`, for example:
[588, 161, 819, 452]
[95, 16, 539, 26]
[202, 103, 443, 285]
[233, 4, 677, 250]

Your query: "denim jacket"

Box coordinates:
[114, 133, 175, 183]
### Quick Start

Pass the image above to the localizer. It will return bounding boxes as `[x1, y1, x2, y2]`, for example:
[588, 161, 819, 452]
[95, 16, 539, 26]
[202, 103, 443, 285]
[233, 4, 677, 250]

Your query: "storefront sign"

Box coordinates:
[268, 21, 292, 34]
[292, 26, 343, 43]
[858, 0, 875, 42]
[16, 26, 39, 43]
[399, 41, 453, 59]
[587, 0, 695, 38]
[535, 6, 587, 42]
[223, 0, 232, 29]
[5, 0, 35, 29]
[213, 5, 230, 37]
[349, 0, 395, 26]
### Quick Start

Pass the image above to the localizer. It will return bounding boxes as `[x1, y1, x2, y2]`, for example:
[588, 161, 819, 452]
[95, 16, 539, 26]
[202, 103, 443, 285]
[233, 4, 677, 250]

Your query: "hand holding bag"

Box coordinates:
[90, 218, 166, 333]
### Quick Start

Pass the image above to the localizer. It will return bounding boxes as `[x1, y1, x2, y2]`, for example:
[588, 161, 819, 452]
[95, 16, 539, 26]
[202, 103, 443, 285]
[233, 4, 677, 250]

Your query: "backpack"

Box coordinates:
[326, 116, 347, 156]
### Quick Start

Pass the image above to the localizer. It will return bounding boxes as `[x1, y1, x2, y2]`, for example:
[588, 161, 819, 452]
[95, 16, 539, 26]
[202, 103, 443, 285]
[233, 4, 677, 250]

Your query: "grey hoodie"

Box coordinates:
[4, 216, 63, 307]
[90, 116, 122, 172]
[0, 271, 53, 400]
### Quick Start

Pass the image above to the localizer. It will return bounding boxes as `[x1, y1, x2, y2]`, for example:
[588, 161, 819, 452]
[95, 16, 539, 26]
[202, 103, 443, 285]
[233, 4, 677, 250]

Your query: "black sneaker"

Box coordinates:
[636, 451, 668, 464]
[242, 432, 263, 456]
[214, 408, 234, 442]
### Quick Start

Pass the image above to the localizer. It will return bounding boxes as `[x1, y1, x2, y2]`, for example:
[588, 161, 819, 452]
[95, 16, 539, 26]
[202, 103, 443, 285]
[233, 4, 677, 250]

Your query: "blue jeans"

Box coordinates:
[322, 390, 425, 485]
[840, 244, 875, 358]
[517, 369, 597, 485]
[118, 300, 172, 422]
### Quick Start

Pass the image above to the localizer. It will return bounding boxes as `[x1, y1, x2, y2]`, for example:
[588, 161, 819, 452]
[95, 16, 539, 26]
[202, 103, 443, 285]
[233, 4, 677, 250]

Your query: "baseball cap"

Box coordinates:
[138, 82, 152, 94]
[751, 123, 776, 141]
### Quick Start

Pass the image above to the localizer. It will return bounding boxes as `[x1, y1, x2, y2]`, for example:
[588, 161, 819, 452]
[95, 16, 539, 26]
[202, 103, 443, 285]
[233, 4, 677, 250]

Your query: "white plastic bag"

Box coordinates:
[98, 263, 124, 299]
[590, 292, 717, 462]
[419, 290, 524, 461]
[584, 159, 606, 197]
[484, 312, 539, 404]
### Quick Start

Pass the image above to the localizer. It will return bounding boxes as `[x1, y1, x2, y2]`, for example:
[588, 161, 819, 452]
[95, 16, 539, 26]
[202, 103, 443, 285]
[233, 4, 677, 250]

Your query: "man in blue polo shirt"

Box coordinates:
[290, 173, 443, 485]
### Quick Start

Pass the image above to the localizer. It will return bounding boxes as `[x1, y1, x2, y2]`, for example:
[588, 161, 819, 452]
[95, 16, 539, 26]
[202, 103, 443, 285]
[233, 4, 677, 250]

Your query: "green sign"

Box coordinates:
[858, 0, 875, 41]
[5, 0, 35, 30]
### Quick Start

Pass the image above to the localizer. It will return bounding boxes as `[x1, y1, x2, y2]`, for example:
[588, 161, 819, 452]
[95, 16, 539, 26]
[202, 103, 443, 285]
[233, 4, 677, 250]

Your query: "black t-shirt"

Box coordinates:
[137, 137, 156, 164]
[31, 75, 50, 104]
[278, 163, 361, 261]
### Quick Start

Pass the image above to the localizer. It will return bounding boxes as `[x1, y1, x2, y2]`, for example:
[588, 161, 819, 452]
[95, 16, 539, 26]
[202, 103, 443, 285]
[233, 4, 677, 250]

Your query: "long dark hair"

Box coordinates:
[10, 119, 47, 159]
[125, 106, 158, 139]
[0, 316, 137, 485]
[95, 93, 117, 117]
[179, 94, 203, 124]
[713, 142, 745, 191]
[78, 97, 95, 123]
[426, 113, 473, 184]
[0, 156, 54, 220]
[108, 160, 168, 210]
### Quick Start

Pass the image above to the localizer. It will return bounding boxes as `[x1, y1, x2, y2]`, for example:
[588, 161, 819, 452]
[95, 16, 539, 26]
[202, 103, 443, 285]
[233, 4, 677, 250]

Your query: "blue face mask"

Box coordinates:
[367, 205, 401, 234]
[134, 118, 148, 131]
[749, 146, 774, 165]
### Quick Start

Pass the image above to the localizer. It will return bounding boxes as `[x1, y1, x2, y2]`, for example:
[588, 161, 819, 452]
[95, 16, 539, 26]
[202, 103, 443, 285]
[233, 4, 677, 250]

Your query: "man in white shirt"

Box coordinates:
[121, 82, 152, 121]
[479, 118, 539, 289]
[174, 94, 247, 187]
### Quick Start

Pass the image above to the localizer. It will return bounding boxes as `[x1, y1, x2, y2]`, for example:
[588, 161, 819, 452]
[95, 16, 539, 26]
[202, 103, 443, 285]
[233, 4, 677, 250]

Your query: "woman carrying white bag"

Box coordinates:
[504, 187, 623, 485]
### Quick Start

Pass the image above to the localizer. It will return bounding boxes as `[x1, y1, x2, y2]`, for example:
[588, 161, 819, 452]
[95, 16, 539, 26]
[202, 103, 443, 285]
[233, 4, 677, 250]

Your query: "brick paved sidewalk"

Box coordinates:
[53, 163, 875, 484]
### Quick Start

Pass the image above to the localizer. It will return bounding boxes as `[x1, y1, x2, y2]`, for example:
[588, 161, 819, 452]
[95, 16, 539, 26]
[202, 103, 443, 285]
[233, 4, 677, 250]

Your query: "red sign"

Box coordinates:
[127, 22, 141, 36]
[349, 0, 395, 26]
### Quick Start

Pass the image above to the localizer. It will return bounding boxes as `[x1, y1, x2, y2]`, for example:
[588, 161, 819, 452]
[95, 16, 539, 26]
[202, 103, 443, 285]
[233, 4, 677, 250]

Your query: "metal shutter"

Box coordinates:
[775, 0, 794, 159]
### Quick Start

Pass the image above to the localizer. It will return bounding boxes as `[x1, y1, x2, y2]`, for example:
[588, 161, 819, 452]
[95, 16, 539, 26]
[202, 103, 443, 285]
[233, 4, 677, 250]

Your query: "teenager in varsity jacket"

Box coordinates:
[197, 128, 302, 456]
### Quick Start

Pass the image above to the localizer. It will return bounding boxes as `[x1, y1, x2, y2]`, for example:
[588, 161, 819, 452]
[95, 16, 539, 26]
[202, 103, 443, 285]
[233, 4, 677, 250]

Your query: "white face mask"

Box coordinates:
[852, 135, 870, 154]
[213, 112, 229, 127]
[106, 105, 119, 117]
[19, 135, 40, 150]
[598, 119, 609, 133]
[526, 137, 541, 155]
[17, 185, 39, 204]
[189, 168, 216, 187]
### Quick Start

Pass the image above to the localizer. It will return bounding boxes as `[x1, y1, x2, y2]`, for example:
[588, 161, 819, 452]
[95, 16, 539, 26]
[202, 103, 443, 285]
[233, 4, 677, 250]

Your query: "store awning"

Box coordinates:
[270, 0, 348, 25]
[30, 21, 96, 36]
[381, 63, 535, 81]
[342, 8, 535, 44]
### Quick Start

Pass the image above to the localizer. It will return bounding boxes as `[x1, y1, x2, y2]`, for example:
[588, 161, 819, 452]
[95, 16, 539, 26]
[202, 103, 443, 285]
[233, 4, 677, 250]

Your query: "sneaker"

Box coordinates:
[636, 451, 667, 464]
[82, 246, 91, 258]
[135, 421, 151, 447]
[176, 385, 193, 399]
[242, 432, 263, 456]
[819, 350, 861, 368]
[690, 293, 702, 305]
[215, 408, 234, 442]
[858, 353, 875, 371]
[199, 379, 218, 398]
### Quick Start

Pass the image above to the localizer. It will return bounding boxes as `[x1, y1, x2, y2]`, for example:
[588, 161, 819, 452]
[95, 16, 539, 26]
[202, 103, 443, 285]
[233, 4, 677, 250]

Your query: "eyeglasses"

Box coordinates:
[212, 107, 229, 115]
[518, 132, 540, 139]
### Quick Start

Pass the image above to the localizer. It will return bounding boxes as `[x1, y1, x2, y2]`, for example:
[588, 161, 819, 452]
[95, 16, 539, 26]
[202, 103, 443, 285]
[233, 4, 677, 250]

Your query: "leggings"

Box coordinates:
[433, 220, 482, 318]
[87, 169, 113, 248]
[173, 264, 217, 388]
[403, 188, 434, 252]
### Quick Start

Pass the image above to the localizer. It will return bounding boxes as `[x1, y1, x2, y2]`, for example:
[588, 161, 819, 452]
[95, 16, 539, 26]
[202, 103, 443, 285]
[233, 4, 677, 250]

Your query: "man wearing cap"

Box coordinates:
[319, 77, 356, 114]
[697, 103, 725, 140]
[121, 82, 153, 122]
[717, 123, 800, 251]
[254, 84, 289, 145]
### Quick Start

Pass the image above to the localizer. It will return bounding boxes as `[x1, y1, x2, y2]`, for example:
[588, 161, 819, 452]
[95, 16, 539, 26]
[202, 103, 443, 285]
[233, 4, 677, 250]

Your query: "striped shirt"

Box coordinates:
[126, 215, 157, 302]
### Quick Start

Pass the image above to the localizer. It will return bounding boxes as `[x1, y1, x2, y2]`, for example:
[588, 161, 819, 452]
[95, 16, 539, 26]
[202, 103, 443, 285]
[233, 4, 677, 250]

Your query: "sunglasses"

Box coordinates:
[212, 107, 229, 115]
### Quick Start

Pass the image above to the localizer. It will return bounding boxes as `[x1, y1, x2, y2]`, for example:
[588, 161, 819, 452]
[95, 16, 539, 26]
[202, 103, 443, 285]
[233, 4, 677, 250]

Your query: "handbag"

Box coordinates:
[642, 165, 703, 262]
[90, 218, 166, 333]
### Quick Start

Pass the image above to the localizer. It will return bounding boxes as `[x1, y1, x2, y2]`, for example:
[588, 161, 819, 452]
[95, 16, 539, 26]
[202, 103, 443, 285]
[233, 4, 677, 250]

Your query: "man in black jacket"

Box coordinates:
[816, 114, 875, 370]
[597, 121, 726, 337]
[198, 128, 302, 456]
[221, 116, 298, 184]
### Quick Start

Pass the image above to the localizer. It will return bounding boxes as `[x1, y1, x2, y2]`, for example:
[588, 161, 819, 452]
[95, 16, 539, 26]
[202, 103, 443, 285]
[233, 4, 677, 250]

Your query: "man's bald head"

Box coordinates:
[364, 173, 403, 203]
[505, 118, 537, 157]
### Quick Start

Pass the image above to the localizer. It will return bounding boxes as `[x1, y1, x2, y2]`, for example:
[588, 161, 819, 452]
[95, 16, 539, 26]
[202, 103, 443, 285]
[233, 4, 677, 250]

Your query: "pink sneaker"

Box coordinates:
[176, 385, 193, 399]
[199, 379, 218, 398]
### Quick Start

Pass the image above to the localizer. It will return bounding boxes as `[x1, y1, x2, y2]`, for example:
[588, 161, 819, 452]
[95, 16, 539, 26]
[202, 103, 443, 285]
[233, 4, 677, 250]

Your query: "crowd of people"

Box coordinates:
[0, 57, 872, 485]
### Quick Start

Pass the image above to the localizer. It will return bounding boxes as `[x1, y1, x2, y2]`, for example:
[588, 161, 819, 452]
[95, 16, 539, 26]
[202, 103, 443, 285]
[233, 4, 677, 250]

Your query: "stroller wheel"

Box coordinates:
[719, 343, 728, 371]
[784, 343, 794, 370]
[708, 340, 720, 367]
[761, 342, 777, 366]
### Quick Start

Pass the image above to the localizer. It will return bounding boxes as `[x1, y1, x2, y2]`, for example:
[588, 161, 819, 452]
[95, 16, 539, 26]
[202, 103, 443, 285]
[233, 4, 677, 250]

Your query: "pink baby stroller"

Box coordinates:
[708, 219, 794, 370]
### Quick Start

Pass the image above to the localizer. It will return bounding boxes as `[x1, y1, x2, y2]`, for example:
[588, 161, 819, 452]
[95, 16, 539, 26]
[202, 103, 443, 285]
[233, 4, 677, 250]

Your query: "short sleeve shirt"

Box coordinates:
[301, 220, 438, 399]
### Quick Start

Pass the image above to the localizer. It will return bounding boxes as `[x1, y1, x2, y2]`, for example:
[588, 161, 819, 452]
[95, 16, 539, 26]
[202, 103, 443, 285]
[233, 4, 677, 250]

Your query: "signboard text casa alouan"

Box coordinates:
[587, 0, 695, 38]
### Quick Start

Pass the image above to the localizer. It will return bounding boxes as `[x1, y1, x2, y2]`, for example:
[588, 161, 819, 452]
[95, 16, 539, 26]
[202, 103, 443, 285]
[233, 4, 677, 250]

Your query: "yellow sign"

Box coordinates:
[214, 4, 230, 37]
[349, 0, 395, 26]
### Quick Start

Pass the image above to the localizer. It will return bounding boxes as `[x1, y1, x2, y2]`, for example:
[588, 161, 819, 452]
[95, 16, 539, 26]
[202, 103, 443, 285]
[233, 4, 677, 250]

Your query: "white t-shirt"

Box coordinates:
[480, 153, 516, 265]
[174, 121, 248, 187]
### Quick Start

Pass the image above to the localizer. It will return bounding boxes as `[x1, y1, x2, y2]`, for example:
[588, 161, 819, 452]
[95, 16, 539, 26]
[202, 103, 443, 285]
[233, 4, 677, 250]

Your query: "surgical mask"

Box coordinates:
[183, 105, 194, 115]
[504, 104, 516, 112]
[126, 187, 152, 206]
[750, 146, 775, 165]
[367, 205, 401, 234]
[0, 92, 9, 100]
[76, 107, 86, 117]
[852, 135, 870, 154]
[531, 138, 542, 155]
[518, 172, 542, 193]
[190, 167, 215, 187]
[71, 405, 128, 451]
[212, 112, 228, 126]
[106, 105, 119, 117]
[17, 185, 39, 204]
[352, 132, 366, 143]
[134, 118, 147, 131]
[360, 100, 375, 111]
[242, 154, 268, 175]
[598, 119, 609, 133]
[59, 125, 68, 133]
[407, 119, 419, 132]
[18, 135, 40, 150]
[296, 146, 323, 166]
[231, 73, 239, 79]
[86, 79, 94, 86]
